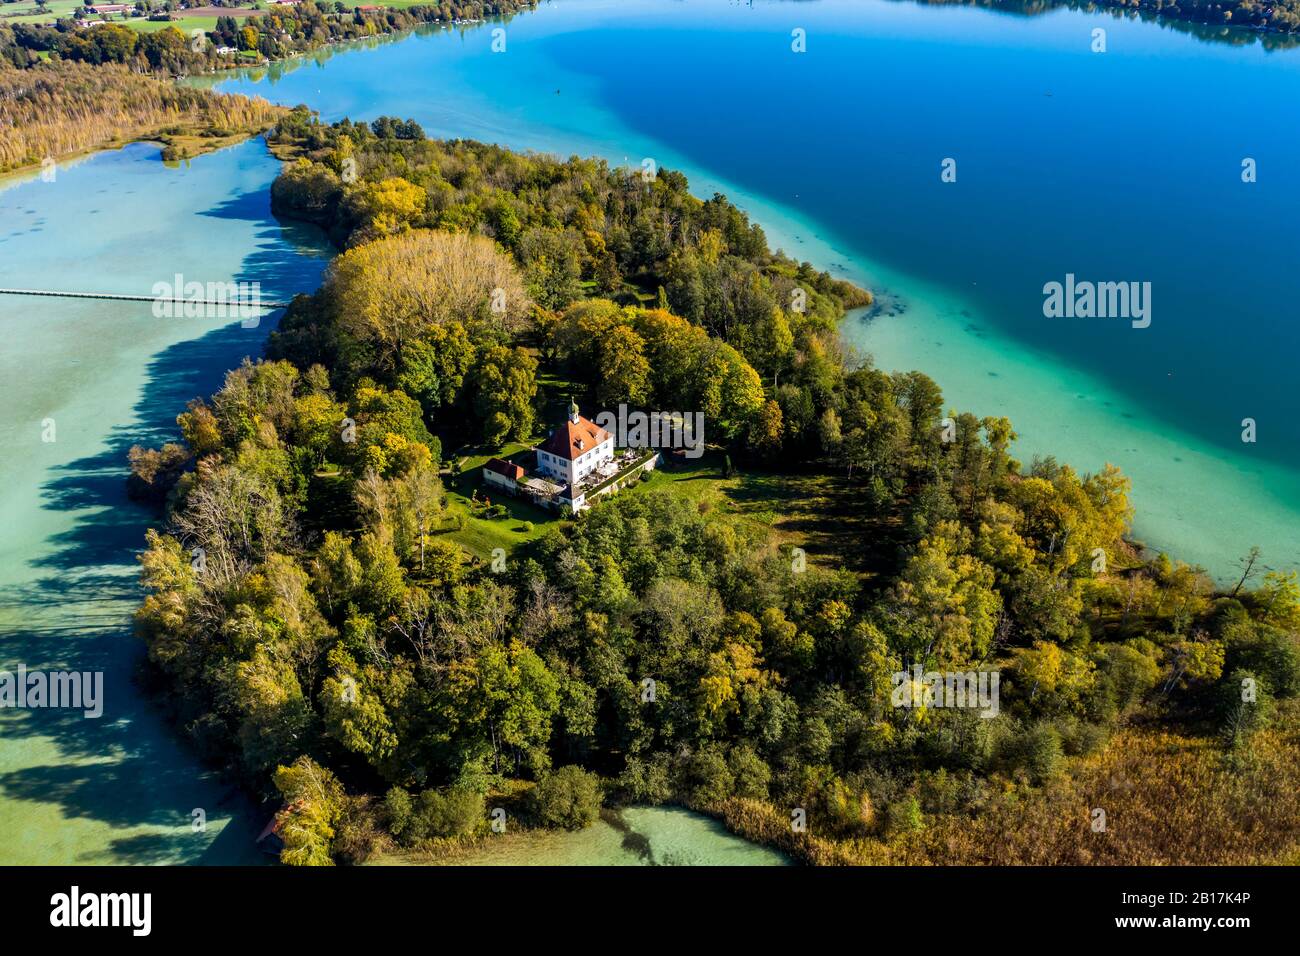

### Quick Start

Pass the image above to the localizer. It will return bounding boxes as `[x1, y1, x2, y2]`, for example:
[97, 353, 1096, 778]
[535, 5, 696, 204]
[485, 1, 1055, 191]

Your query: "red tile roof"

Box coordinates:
[538, 416, 612, 461]
[484, 457, 526, 481]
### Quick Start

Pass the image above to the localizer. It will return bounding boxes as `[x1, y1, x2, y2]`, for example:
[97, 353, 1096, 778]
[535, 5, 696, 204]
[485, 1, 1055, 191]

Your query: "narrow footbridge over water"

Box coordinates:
[0, 287, 294, 309]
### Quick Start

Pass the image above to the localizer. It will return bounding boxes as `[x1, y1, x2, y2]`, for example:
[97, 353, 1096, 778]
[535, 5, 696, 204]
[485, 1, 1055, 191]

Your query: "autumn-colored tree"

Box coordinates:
[326, 229, 529, 378]
[596, 324, 651, 406]
[748, 399, 784, 454]
[273, 757, 346, 866]
[342, 176, 427, 243]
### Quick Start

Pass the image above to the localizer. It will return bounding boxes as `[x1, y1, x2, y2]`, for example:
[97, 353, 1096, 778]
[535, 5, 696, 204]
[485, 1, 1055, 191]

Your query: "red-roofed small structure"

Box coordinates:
[482, 457, 526, 493]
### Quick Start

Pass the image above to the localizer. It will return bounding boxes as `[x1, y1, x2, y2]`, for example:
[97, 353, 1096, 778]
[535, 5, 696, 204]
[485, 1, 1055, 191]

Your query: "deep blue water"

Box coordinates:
[208, 0, 1300, 575]
[3, 0, 1296, 866]
[565, 2, 1300, 461]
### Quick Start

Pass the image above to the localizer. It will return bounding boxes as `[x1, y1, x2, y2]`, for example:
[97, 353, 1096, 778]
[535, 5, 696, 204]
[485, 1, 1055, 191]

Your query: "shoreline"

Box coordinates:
[15, 51, 1284, 582]
[0, 135, 330, 863]
[0, 127, 275, 187]
[371, 803, 796, 866]
[0, 59, 288, 178]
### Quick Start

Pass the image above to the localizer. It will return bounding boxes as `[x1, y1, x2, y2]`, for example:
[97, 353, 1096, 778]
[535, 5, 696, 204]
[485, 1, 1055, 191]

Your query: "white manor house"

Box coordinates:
[482, 401, 659, 512]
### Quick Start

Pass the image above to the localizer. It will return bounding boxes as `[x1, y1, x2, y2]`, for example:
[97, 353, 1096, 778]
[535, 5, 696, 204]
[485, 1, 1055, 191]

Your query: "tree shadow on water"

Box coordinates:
[0, 182, 329, 864]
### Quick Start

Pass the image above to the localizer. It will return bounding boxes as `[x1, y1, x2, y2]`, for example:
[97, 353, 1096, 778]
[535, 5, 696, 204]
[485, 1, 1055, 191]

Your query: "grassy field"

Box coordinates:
[621, 450, 890, 580]
[439, 441, 553, 561]
[130, 9, 261, 33]
[1, 0, 84, 25]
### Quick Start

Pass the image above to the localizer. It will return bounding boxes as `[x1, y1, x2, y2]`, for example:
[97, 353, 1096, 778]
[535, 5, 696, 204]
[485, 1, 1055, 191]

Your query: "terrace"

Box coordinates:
[568, 447, 660, 503]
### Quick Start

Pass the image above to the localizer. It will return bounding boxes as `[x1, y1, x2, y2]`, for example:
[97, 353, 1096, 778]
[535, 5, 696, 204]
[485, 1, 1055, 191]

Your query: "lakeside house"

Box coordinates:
[537, 400, 615, 487]
[481, 401, 659, 513]
[84, 3, 133, 14]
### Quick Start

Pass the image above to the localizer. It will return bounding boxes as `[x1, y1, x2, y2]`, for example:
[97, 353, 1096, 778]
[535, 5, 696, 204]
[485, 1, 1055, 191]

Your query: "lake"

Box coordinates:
[0, 140, 329, 863]
[209, 0, 1300, 581]
[387, 806, 790, 866]
[3, 0, 1298, 865]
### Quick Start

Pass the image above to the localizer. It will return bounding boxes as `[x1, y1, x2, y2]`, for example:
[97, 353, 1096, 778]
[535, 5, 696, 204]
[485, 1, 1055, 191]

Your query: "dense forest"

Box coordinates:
[125, 110, 1300, 866]
[0, 58, 285, 172]
[0, 1, 537, 72]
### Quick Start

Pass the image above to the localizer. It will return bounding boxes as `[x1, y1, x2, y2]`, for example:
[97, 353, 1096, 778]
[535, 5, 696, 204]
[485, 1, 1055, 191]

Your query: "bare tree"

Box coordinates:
[1231, 545, 1264, 598]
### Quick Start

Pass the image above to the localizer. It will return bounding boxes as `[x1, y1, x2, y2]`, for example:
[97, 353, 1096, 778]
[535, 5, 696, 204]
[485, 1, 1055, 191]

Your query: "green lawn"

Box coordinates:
[2, 0, 85, 25]
[440, 476, 554, 562]
[445, 440, 532, 476]
[622, 449, 890, 580]
[439, 441, 555, 561]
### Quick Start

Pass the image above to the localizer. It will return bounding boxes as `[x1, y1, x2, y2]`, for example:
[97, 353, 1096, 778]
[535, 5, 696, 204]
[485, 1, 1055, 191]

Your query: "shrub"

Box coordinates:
[382, 786, 414, 841]
[616, 754, 674, 805]
[1056, 716, 1110, 757]
[333, 795, 383, 865]
[532, 766, 604, 830]
[995, 722, 1064, 784]
[794, 766, 873, 836]
[884, 795, 924, 839]
[678, 744, 734, 806]
[401, 787, 485, 842]
[1215, 668, 1274, 747]
[727, 745, 772, 800]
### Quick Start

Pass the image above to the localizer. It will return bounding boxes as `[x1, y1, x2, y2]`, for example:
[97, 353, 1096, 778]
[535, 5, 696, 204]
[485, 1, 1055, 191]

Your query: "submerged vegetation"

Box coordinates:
[124, 111, 1300, 866]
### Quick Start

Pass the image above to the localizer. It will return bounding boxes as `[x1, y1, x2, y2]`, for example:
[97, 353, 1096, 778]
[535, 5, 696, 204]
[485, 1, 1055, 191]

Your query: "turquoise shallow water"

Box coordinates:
[0, 140, 329, 863]
[419, 806, 789, 866]
[209, 0, 1300, 580]
[4, 0, 1299, 867]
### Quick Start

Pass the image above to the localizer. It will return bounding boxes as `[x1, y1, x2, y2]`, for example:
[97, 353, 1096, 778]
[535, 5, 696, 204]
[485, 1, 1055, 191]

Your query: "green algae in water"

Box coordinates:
[417, 807, 790, 867]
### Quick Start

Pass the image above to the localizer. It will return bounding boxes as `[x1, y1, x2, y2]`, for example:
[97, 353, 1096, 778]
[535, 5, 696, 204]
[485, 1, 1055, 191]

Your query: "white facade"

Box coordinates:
[537, 437, 614, 486]
[536, 404, 615, 488]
